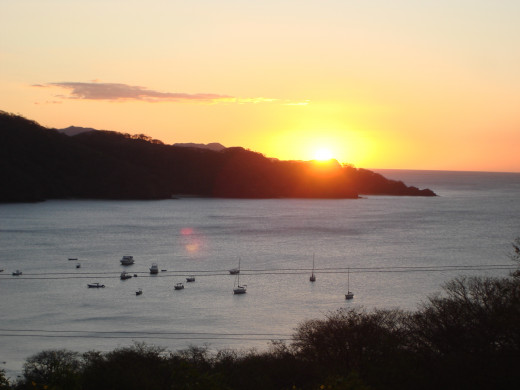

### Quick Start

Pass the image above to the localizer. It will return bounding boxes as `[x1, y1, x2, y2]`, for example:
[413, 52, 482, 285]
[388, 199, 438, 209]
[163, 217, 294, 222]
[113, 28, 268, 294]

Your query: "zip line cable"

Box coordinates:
[0, 264, 516, 280]
[0, 333, 292, 341]
[0, 329, 292, 341]
[0, 329, 290, 337]
[7, 263, 516, 275]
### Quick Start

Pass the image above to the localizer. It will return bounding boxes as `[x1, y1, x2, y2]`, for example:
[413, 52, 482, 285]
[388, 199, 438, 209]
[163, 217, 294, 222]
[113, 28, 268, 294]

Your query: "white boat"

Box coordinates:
[149, 263, 159, 274]
[120, 271, 132, 280]
[309, 254, 316, 282]
[12, 270, 22, 276]
[233, 258, 247, 294]
[87, 282, 105, 288]
[174, 282, 184, 290]
[345, 268, 354, 300]
[120, 255, 135, 265]
[186, 276, 195, 282]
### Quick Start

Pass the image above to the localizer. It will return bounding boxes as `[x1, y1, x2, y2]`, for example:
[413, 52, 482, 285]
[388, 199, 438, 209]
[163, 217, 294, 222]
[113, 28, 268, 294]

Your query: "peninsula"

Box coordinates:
[0, 111, 436, 202]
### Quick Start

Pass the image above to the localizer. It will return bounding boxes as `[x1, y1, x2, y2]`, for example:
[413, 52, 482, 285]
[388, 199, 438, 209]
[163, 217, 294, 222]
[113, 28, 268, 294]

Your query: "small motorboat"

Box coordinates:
[149, 263, 159, 274]
[120, 271, 132, 280]
[68, 258, 78, 261]
[12, 270, 22, 276]
[186, 276, 195, 282]
[174, 283, 184, 290]
[136, 288, 143, 296]
[76, 263, 81, 269]
[87, 282, 105, 288]
[120, 255, 135, 265]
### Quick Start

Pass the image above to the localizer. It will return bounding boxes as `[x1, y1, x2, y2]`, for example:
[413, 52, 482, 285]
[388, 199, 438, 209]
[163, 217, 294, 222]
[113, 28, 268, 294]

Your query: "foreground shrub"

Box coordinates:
[406, 275, 520, 390]
[18, 349, 81, 390]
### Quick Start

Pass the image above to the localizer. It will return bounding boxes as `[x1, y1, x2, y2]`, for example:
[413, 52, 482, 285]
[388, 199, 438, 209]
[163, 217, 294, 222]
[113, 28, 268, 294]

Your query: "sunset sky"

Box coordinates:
[1, 0, 519, 172]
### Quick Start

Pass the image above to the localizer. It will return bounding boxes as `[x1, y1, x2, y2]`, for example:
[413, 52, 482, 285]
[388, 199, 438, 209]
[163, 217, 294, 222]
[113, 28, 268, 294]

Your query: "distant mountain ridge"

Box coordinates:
[0, 111, 436, 202]
[173, 142, 226, 151]
[58, 126, 98, 136]
[59, 126, 226, 152]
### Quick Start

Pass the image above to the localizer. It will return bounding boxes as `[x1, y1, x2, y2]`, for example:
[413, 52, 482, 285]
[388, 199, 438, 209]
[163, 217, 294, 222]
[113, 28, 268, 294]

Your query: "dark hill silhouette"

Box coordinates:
[0, 112, 436, 202]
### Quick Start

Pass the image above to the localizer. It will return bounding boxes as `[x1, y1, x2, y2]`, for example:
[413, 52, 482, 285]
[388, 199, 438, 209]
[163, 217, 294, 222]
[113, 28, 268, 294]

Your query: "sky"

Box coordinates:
[1, 0, 519, 172]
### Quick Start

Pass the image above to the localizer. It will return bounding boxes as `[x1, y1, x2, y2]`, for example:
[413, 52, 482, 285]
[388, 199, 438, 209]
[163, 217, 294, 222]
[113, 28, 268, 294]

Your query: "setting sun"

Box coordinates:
[314, 148, 333, 161]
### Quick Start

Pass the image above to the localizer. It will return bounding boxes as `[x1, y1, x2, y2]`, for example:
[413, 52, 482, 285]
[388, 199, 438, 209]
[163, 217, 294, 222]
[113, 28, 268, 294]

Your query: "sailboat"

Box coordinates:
[345, 268, 354, 300]
[233, 258, 247, 294]
[309, 254, 316, 282]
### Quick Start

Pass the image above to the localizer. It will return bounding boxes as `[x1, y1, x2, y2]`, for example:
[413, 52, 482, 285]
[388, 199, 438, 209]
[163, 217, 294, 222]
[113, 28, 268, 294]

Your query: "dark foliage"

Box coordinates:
[1, 111, 436, 202]
[0, 370, 10, 390]
[17, 349, 82, 390]
[405, 276, 520, 390]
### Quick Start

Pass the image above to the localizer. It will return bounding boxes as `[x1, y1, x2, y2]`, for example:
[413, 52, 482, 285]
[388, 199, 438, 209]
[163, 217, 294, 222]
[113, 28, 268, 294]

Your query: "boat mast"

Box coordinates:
[236, 257, 241, 287]
[310, 253, 316, 282]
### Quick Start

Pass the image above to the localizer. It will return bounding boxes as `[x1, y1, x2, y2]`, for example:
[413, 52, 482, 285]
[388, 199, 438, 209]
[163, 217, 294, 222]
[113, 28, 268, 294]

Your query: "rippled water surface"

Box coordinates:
[1, 170, 519, 377]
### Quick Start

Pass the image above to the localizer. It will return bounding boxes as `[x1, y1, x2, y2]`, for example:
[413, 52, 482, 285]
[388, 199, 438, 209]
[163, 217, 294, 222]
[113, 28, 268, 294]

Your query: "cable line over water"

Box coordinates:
[0, 264, 515, 280]
[0, 328, 292, 341]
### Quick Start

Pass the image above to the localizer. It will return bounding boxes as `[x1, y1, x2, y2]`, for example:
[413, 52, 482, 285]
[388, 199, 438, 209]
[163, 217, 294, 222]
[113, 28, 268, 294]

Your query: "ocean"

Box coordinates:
[1, 169, 519, 378]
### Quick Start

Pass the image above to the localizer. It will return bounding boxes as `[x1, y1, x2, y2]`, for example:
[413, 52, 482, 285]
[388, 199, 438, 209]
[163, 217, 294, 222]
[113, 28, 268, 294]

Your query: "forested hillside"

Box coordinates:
[0, 112, 436, 202]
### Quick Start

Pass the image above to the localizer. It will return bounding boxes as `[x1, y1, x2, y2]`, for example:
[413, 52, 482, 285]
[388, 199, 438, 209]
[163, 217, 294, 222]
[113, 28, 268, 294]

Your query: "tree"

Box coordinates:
[81, 343, 172, 390]
[510, 237, 520, 278]
[20, 349, 81, 390]
[406, 275, 520, 389]
[0, 369, 11, 390]
[292, 307, 408, 388]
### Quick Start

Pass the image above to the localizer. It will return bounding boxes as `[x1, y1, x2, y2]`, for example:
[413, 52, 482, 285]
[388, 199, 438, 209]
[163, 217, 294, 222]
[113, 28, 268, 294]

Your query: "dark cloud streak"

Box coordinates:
[47, 82, 234, 102]
[35, 81, 308, 105]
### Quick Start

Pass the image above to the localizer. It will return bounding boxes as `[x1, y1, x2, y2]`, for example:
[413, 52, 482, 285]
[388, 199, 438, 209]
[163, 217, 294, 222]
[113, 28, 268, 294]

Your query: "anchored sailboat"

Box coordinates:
[345, 268, 354, 300]
[309, 254, 316, 282]
[233, 258, 247, 294]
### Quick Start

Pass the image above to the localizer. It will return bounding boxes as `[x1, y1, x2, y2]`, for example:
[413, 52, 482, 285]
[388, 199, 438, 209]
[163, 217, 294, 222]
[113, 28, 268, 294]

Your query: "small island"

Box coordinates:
[0, 111, 436, 202]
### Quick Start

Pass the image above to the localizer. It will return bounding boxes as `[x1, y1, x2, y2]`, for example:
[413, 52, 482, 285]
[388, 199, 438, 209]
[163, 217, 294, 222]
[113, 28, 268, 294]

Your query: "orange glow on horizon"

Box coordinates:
[259, 124, 374, 168]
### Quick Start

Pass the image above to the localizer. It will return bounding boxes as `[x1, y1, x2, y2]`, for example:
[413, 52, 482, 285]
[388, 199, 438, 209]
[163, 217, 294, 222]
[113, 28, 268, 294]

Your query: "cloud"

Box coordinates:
[35, 81, 310, 106]
[46, 82, 233, 103]
[34, 101, 62, 105]
[283, 100, 310, 106]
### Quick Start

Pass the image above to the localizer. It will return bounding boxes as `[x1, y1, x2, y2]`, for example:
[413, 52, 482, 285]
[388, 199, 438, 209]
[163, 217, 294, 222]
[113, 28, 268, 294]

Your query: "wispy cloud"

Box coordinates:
[42, 82, 233, 103]
[35, 82, 309, 106]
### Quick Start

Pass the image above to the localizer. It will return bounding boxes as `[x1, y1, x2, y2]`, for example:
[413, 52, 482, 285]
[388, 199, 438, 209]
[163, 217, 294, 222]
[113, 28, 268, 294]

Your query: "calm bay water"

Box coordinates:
[1, 170, 520, 377]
